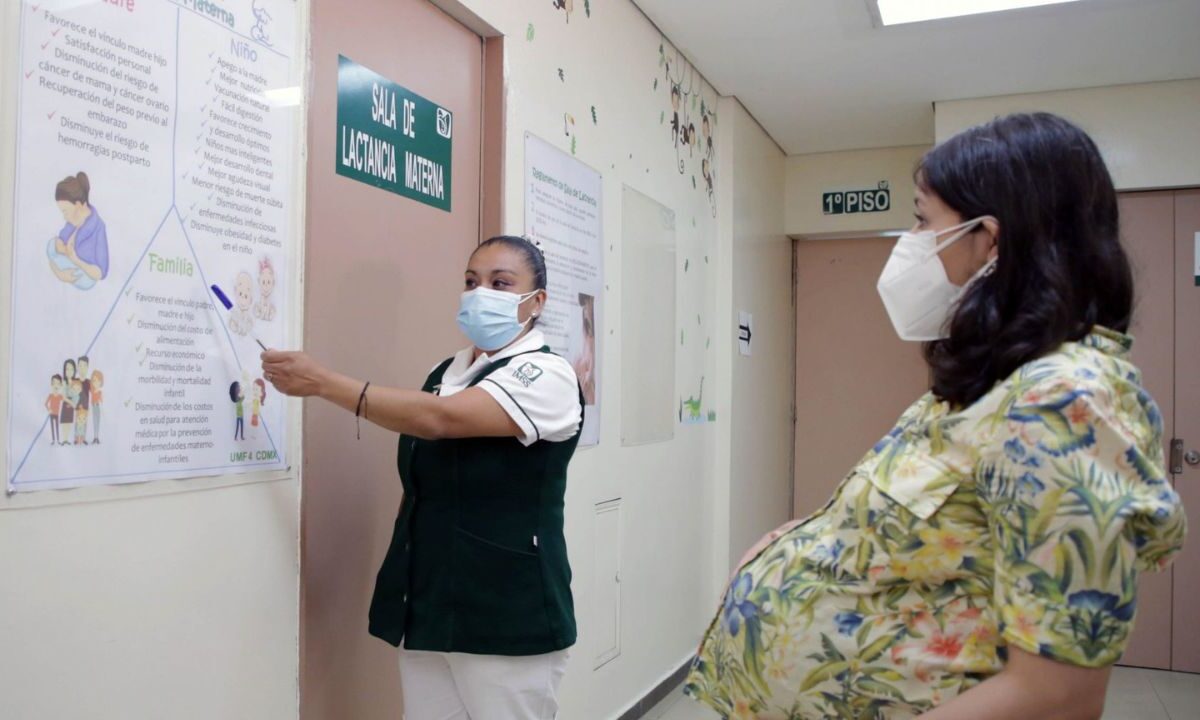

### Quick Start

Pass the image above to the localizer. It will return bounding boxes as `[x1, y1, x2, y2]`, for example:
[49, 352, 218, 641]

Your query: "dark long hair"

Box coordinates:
[55, 172, 90, 204]
[920, 112, 1133, 407]
[472, 235, 548, 326]
[473, 235, 547, 290]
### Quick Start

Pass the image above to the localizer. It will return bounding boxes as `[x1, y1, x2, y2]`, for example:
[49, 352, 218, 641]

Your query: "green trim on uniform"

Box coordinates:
[368, 348, 583, 656]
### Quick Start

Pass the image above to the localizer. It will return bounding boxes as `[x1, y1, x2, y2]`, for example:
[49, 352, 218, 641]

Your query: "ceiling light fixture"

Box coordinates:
[869, 0, 1083, 27]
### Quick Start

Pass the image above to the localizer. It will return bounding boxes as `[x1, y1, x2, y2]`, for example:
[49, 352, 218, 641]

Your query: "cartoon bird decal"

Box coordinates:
[552, 0, 574, 23]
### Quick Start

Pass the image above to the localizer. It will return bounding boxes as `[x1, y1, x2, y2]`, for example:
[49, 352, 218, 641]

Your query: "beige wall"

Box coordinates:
[0, 482, 301, 719]
[785, 145, 928, 237]
[720, 100, 795, 569]
[787, 79, 1200, 237]
[936, 79, 1200, 191]
[0, 2, 304, 718]
[435, 2, 732, 716]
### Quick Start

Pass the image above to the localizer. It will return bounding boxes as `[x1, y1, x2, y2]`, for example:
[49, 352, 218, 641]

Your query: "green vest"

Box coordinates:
[368, 348, 583, 656]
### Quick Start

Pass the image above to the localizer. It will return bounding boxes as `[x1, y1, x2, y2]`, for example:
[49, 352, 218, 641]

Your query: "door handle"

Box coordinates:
[1171, 439, 1184, 474]
[1169, 439, 1199, 472]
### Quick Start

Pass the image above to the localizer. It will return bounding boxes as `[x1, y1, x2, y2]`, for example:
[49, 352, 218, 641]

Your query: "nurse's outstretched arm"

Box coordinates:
[261, 350, 522, 440]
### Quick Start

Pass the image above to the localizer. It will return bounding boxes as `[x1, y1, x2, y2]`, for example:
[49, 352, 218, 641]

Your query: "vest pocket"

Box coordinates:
[456, 527, 538, 557]
[453, 528, 552, 648]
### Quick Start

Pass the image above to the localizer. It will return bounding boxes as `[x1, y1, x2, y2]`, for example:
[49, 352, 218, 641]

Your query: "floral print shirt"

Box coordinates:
[686, 329, 1186, 719]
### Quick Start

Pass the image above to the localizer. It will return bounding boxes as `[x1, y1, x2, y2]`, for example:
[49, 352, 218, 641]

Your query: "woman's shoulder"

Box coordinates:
[427, 355, 459, 378]
[1002, 330, 1140, 396]
[967, 330, 1164, 455]
[81, 208, 106, 232]
[496, 349, 578, 384]
[471, 350, 580, 405]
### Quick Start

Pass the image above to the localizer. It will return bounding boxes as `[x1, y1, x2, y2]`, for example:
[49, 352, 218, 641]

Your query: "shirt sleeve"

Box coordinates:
[982, 374, 1186, 667]
[478, 354, 582, 447]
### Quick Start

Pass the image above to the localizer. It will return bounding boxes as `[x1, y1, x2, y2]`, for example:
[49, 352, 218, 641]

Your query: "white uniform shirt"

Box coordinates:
[436, 330, 582, 447]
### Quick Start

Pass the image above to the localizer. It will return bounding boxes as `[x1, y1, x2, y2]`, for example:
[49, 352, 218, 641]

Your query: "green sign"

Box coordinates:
[336, 55, 453, 211]
[822, 182, 890, 216]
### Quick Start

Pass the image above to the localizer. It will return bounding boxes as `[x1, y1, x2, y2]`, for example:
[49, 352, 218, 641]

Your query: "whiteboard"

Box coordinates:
[620, 186, 675, 445]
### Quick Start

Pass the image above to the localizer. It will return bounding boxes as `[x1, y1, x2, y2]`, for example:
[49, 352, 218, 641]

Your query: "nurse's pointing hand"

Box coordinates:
[261, 350, 327, 397]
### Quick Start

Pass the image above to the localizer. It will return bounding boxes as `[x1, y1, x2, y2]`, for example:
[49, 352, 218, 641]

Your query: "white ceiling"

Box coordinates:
[634, 0, 1200, 155]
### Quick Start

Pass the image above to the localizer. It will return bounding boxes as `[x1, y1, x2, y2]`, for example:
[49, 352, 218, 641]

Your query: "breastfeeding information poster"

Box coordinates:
[6, 0, 301, 492]
[524, 133, 602, 447]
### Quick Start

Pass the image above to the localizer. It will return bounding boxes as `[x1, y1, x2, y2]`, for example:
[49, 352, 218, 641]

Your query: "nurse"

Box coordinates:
[262, 235, 583, 720]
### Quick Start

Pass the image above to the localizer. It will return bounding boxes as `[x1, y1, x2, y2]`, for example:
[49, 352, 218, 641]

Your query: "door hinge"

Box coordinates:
[1170, 438, 1184, 475]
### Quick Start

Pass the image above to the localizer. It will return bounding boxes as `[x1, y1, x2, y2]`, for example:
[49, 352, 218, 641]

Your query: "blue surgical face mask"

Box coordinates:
[456, 287, 540, 351]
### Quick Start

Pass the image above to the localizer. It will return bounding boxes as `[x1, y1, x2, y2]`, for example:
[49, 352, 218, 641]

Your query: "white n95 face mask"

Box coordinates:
[877, 218, 995, 342]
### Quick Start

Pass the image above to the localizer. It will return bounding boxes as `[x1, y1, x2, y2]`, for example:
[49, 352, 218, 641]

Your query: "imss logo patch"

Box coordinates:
[513, 362, 544, 387]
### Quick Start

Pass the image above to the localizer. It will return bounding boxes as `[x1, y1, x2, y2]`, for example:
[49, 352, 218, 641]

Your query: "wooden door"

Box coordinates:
[1117, 192, 1176, 670]
[793, 237, 926, 518]
[1171, 189, 1200, 673]
[302, 0, 484, 716]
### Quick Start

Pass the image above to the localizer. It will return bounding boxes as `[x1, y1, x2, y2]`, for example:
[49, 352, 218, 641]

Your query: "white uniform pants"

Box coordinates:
[399, 649, 568, 720]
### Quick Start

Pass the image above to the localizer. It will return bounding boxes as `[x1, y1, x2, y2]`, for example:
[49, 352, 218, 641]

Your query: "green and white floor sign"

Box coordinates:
[336, 55, 453, 211]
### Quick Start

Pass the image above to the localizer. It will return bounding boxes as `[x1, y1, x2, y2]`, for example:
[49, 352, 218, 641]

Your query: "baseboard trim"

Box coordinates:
[614, 657, 694, 720]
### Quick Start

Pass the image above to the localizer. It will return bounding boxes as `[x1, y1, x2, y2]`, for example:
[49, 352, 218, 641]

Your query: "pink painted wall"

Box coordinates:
[302, 1, 482, 716]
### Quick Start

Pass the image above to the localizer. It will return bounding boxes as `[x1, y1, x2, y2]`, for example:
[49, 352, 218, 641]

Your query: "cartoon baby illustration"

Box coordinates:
[253, 257, 277, 322]
[251, 0, 273, 46]
[228, 271, 255, 336]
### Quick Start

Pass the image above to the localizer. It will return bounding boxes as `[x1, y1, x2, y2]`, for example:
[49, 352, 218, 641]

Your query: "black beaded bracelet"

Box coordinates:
[355, 381, 370, 439]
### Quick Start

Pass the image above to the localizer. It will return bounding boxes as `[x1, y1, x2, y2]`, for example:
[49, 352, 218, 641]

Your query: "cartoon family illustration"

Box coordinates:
[44, 355, 105, 446]
[47, 172, 110, 291]
[229, 377, 267, 441]
[227, 256, 277, 337]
